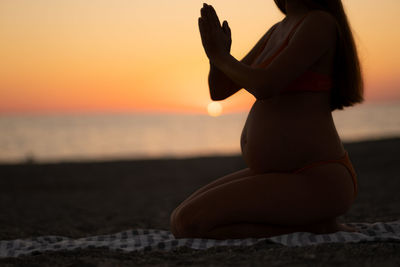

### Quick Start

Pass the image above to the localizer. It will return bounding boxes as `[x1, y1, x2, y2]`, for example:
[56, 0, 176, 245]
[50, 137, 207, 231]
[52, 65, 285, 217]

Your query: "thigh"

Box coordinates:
[173, 168, 256, 216]
[174, 171, 350, 235]
[185, 168, 256, 200]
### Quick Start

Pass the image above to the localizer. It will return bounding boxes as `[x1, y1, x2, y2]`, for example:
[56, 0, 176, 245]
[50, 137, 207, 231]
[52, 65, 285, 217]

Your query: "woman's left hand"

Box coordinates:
[198, 3, 230, 64]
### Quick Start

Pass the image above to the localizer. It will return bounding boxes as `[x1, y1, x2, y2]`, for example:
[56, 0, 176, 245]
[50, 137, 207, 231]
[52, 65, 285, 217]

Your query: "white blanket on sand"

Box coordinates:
[1, 220, 399, 258]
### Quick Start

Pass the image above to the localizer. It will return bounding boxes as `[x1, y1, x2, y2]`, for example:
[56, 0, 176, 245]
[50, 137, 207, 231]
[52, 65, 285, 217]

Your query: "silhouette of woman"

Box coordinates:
[170, 0, 364, 239]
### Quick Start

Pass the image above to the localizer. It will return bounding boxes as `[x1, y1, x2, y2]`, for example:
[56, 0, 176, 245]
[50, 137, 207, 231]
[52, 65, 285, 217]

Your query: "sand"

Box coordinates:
[0, 137, 399, 266]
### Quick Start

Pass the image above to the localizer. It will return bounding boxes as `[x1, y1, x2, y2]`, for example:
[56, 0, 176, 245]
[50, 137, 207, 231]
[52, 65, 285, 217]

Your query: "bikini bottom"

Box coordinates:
[292, 151, 358, 198]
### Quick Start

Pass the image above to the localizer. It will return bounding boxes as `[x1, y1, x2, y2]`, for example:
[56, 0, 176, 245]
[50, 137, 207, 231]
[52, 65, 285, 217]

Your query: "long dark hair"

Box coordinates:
[274, 0, 364, 111]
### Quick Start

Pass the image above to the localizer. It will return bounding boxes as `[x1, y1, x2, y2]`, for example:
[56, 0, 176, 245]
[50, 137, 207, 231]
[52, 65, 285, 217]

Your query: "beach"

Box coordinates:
[0, 137, 399, 266]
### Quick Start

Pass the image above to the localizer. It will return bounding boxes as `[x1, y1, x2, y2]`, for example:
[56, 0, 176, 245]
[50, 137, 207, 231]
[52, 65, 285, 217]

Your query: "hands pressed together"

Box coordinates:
[198, 3, 232, 64]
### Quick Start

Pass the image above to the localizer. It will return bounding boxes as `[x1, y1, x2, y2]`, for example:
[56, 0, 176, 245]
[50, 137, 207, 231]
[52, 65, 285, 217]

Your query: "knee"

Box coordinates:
[169, 208, 182, 238]
[169, 205, 202, 239]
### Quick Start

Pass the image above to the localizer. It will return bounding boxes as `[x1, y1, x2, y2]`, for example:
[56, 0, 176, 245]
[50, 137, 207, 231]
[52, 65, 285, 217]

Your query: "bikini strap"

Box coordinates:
[292, 151, 356, 176]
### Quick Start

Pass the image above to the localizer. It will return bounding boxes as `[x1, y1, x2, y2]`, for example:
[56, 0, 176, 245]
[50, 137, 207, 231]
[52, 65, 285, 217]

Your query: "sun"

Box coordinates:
[207, 102, 223, 117]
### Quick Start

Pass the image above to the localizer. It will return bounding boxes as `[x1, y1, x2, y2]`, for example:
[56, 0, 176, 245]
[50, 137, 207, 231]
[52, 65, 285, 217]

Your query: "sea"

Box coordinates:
[0, 101, 399, 164]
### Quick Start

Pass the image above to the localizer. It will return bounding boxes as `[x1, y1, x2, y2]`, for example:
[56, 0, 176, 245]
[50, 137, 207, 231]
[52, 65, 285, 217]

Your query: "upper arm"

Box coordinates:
[240, 23, 280, 66]
[260, 11, 338, 95]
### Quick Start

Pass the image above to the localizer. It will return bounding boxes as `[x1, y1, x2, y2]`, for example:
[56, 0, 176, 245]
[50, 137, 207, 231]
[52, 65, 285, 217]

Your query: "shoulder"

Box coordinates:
[303, 10, 338, 34]
[307, 10, 336, 21]
[266, 21, 280, 37]
[258, 21, 281, 45]
[293, 10, 338, 44]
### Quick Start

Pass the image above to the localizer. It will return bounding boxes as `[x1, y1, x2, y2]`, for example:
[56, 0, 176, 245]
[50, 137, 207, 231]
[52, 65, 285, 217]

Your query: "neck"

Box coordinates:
[285, 0, 310, 19]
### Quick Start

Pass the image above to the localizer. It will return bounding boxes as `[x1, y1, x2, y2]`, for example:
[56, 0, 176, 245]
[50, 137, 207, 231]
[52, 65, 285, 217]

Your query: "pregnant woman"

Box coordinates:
[170, 0, 364, 239]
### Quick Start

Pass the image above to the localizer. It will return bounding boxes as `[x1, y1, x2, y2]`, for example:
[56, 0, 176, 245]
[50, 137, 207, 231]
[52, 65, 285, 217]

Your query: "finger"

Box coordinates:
[198, 17, 210, 39]
[198, 17, 205, 34]
[200, 4, 209, 19]
[222, 21, 227, 34]
[225, 21, 231, 36]
[206, 6, 221, 27]
[200, 8, 211, 30]
[222, 21, 229, 36]
[200, 7, 207, 19]
[202, 4, 212, 20]
[221, 21, 227, 34]
[201, 14, 211, 31]
[207, 5, 221, 28]
[202, 9, 214, 30]
[201, 5, 215, 27]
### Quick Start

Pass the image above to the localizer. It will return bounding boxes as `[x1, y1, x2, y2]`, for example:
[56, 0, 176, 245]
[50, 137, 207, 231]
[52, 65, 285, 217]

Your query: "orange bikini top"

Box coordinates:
[251, 13, 333, 93]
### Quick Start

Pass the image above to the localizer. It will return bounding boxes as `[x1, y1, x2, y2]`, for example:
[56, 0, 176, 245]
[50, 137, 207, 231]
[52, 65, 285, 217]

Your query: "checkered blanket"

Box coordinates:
[1, 220, 399, 258]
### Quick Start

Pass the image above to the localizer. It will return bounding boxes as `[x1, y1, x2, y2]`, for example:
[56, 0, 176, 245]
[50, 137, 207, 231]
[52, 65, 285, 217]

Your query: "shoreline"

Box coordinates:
[1, 136, 399, 167]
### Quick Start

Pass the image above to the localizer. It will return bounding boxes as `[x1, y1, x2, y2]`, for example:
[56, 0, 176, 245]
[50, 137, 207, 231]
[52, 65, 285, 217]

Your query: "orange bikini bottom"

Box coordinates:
[292, 151, 358, 198]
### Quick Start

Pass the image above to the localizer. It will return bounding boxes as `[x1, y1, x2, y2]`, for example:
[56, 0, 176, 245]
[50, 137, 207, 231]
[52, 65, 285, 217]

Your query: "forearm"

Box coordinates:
[208, 62, 239, 98]
[208, 62, 231, 87]
[212, 53, 276, 99]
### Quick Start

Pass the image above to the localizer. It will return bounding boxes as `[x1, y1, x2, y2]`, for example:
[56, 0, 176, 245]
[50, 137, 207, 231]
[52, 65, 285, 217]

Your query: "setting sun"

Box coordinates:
[0, 0, 399, 115]
[207, 102, 223, 117]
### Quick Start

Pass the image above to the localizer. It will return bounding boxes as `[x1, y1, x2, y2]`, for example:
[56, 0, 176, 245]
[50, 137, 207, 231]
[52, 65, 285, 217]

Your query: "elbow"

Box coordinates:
[210, 92, 227, 101]
[209, 85, 223, 101]
[209, 83, 241, 101]
[210, 87, 241, 101]
[208, 81, 227, 101]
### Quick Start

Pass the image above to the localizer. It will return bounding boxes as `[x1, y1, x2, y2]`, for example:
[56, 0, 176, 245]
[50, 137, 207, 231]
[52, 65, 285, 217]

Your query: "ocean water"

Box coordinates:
[0, 101, 399, 163]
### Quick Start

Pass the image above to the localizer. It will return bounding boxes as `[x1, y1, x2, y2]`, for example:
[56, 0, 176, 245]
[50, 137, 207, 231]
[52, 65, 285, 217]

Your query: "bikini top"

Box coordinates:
[251, 13, 333, 93]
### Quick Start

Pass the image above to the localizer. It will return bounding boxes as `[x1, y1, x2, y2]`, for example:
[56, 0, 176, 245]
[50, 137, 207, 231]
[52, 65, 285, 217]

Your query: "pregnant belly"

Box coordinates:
[240, 98, 342, 173]
[241, 120, 290, 173]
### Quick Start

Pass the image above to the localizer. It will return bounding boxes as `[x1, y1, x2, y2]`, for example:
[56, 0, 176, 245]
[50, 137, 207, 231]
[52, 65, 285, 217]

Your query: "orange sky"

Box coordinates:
[0, 0, 399, 115]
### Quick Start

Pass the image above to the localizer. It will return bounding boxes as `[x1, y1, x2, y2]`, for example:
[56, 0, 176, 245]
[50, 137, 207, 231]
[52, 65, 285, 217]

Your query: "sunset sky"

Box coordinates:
[1, 0, 399, 115]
